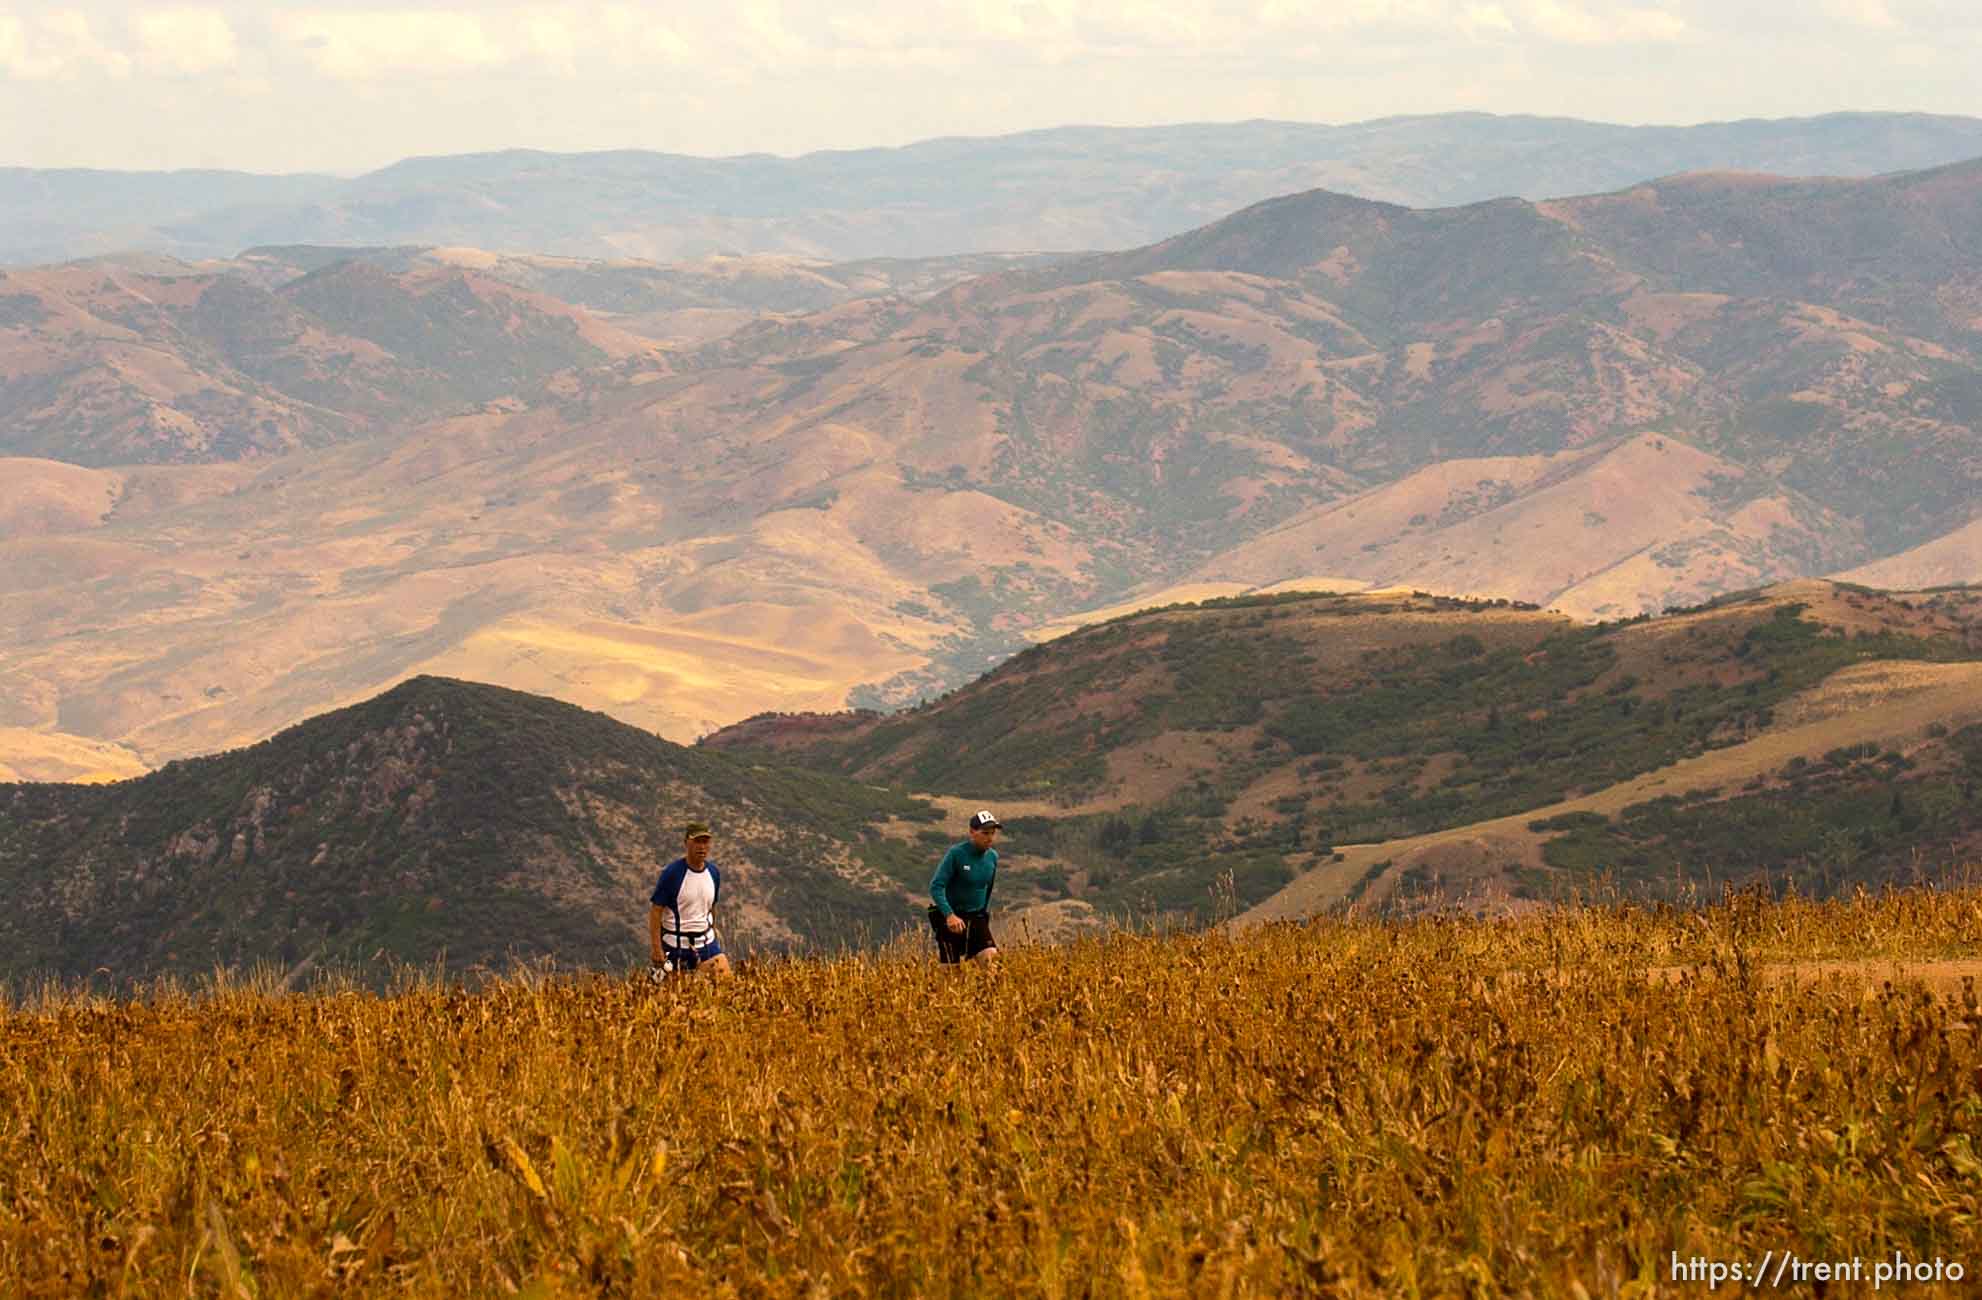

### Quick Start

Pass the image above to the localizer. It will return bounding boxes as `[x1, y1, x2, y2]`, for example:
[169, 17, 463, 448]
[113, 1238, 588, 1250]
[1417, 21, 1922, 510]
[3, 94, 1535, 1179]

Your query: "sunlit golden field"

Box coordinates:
[7, 889, 1982, 1296]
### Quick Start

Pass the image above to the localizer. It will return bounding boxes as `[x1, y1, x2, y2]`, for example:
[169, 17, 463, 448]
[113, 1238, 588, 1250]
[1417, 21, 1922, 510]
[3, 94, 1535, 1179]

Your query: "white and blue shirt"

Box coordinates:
[651, 858, 721, 949]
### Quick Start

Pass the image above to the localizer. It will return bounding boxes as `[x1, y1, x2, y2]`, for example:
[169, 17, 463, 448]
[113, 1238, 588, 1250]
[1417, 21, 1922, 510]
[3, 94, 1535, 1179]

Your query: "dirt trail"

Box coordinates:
[1236, 659, 1982, 928]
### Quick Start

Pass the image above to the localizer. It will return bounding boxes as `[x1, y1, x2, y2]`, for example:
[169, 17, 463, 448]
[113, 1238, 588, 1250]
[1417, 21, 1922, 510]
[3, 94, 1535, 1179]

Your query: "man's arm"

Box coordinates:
[650, 860, 682, 957]
[929, 846, 957, 915]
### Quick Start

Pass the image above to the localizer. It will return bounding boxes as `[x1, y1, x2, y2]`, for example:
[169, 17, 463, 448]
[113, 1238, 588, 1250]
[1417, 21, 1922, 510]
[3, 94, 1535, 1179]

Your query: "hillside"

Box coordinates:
[0, 676, 953, 984]
[0, 259, 656, 464]
[671, 157, 1982, 603]
[1188, 432, 1861, 618]
[951, 160, 1982, 554]
[1836, 519, 1982, 590]
[231, 245, 1072, 347]
[8, 112, 1982, 263]
[706, 581, 1982, 920]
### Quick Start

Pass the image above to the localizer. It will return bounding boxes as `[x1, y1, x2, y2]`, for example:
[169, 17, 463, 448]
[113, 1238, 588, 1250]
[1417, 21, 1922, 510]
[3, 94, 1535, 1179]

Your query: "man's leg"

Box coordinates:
[967, 913, 998, 964]
[930, 907, 964, 963]
[696, 940, 733, 979]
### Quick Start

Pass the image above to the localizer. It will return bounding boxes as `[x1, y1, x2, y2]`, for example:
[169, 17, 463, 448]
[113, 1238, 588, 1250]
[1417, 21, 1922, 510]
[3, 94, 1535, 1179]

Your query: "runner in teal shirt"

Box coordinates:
[928, 810, 1001, 963]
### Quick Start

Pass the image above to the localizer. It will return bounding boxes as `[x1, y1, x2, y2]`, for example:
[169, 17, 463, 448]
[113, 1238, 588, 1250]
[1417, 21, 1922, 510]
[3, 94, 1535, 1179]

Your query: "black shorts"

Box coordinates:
[929, 907, 996, 962]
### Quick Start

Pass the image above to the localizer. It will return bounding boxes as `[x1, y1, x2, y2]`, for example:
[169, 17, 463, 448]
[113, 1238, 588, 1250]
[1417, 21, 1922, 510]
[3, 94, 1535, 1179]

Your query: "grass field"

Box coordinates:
[0, 727, 148, 784]
[5, 888, 1982, 1296]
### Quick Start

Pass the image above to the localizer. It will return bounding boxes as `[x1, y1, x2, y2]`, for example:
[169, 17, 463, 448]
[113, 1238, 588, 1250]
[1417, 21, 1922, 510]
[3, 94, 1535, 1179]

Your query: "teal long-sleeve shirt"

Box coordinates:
[930, 841, 997, 916]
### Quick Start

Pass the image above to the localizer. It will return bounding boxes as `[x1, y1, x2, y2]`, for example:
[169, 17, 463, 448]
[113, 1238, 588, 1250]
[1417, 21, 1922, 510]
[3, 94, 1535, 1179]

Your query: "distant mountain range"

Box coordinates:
[3, 155, 1982, 782]
[7, 112, 1982, 264]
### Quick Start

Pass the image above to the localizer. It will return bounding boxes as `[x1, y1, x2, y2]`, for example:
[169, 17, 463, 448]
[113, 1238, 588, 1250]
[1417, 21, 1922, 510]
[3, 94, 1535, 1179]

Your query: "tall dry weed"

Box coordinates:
[2, 888, 1980, 1295]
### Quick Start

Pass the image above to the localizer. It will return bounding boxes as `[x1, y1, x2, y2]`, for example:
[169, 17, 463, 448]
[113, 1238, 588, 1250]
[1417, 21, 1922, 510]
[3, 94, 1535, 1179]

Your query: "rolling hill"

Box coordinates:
[1187, 432, 1862, 619]
[8, 112, 1982, 264]
[705, 581, 1982, 922]
[229, 245, 1073, 347]
[0, 676, 960, 984]
[1837, 517, 1982, 591]
[0, 258, 657, 464]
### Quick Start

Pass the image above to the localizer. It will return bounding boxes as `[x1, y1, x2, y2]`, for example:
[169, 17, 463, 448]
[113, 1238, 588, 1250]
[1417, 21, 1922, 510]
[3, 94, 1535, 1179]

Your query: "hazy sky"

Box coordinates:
[2, 1, 1977, 174]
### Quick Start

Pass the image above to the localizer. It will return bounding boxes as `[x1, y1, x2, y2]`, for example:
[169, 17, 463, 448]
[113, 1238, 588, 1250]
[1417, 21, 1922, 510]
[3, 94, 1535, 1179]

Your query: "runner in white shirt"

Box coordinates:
[648, 822, 732, 979]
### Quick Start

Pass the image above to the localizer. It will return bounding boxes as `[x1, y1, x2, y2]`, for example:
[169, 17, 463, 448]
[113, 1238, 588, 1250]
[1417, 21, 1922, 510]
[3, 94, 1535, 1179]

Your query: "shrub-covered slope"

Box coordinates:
[707, 582, 1982, 918]
[0, 676, 939, 983]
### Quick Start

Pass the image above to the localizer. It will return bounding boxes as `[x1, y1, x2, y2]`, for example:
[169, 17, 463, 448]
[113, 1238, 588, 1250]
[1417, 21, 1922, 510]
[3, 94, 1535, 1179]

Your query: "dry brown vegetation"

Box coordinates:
[1190, 434, 1864, 621]
[0, 726, 146, 784]
[1840, 519, 1982, 591]
[5, 887, 1982, 1296]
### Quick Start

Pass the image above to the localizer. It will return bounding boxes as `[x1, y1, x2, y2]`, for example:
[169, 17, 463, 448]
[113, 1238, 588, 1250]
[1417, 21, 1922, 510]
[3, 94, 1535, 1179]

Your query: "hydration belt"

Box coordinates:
[661, 925, 716, 972]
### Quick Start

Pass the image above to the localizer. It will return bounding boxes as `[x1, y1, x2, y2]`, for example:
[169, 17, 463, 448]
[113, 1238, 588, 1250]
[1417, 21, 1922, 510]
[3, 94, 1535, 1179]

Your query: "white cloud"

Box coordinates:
[1822, 0, 1897, 27]
[1461, 3, 1519, 34]
[275, 10, 513, 79]
[599, 5, 693, 64]
[957, 0, 1026, 42]
[801, 0, 1664, 62]
[1616, 7, 1690, 41]
[0, 16, 27, 77]
[520, 9, 578, 73]
[736, 1, 811, 62]
[225, 70, 273, 97]
[1255, 0, 1444, 26]
[0, 10, 130, 80]
[134, 8, 239, 76]
[1520, 0, 1688, 44]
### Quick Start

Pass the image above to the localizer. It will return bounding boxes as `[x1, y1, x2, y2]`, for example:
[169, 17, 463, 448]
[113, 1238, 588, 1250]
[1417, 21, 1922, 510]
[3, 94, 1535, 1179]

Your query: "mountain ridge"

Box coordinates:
[9, 111, 1982, 265]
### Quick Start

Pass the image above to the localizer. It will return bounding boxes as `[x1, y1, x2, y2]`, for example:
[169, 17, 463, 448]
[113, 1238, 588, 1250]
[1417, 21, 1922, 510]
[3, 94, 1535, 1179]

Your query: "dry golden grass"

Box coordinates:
[0, 727, 147, 784]
[1024, 584, 1261, 642]
[1025, 579, 1378, 646]
[6, 887, 1982, 1296]
[1190, 434, 1858, 619]
[1837, 517, 1982, 590]
[428, 609, 926, 742]
[0, 458, 121, 537]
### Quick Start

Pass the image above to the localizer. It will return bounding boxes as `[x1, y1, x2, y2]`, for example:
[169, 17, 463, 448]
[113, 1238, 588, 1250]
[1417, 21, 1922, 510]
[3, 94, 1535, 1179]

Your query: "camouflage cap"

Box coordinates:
[682, 821, 712, 839]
